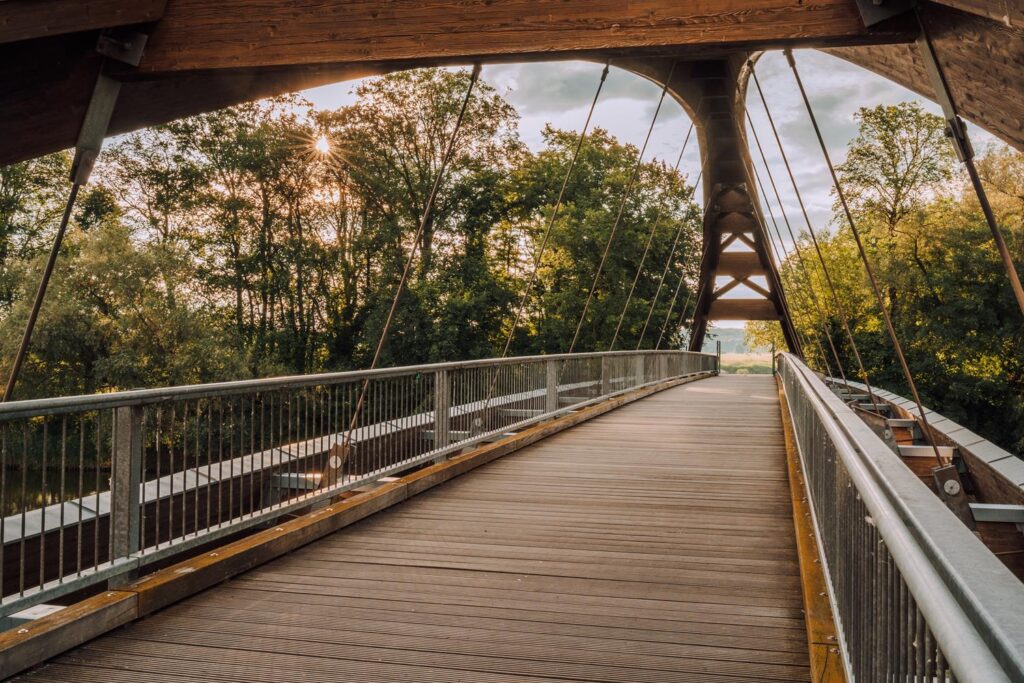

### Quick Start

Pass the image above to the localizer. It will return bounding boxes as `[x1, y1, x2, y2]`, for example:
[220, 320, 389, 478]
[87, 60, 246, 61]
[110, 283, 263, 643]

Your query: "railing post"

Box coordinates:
[634, 354, 645, 387]
[111, 405, 143, 559]
[716, 340, 721, 374]
[601, 356, 611, 396]
[434, 369, 450, 461]
[545, 359, 558, 413]
[658, 353, 669, 381]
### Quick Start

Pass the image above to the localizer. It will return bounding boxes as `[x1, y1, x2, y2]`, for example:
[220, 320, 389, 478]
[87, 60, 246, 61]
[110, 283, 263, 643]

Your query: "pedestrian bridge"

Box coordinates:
[2, 352, 1023, 682]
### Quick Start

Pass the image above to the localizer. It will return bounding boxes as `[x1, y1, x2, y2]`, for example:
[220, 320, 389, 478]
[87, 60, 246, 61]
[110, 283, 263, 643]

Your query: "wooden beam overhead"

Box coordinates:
[825, 4, 1024, 151]
[708, 298, 781, 321]
[929, 0, 1023, 28]
[136, 0, 907, 74]
[0, 0, 168, 44]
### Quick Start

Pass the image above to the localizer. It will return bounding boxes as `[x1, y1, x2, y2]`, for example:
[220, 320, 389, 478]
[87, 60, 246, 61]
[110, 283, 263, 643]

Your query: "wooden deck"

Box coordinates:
[16, 375, 809, 682]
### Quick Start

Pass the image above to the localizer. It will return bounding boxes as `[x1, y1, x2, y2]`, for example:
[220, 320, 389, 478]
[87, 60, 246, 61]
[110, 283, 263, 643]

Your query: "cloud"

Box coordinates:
[297, 49, 999, 250]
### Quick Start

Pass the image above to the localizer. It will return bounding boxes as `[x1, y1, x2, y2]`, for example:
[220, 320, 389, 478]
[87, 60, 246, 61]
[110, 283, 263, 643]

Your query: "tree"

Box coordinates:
[753, 101, 1024, 456]
[0, 68, 701, 408]
[837, 102, 956, 311]
[509, 126, 701, 353]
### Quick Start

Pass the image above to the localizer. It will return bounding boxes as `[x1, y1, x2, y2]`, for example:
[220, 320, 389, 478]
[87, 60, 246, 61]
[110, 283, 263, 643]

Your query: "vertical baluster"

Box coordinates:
[0, 426, 6, 594]
[19, 422, 27, 595]
[38, 420, 47, 589]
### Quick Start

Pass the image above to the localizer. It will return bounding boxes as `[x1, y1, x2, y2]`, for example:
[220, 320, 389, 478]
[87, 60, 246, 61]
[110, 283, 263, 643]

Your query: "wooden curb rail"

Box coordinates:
[0, 371, 713, 679]
[777, 379, 847, 683]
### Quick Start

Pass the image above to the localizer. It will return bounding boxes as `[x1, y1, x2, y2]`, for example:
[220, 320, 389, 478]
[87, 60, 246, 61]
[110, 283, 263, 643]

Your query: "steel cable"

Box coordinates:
[787, 49, 944, 465]
[568, 62, 677, 354]
[4, 183, 82, 402]
[744, 103, 846, 381]
[609, 121, 695, 350]
[326, 65, 482, 484]
[749, 63, 882, 411]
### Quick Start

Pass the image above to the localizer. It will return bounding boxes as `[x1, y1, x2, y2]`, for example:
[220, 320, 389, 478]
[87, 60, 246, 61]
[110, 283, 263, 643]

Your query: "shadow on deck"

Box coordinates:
[16, 375, 809, 682]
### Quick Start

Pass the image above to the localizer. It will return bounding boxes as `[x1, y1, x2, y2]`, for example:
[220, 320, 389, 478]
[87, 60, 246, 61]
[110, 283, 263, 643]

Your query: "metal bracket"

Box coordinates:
[853, 0, 914, 27]
[69, 31, 149, 185]
[969, 504, 1024, 534]
[96, 29, 149, 67]
[916, 28, 975, 163]
[932, 464, 976, 530]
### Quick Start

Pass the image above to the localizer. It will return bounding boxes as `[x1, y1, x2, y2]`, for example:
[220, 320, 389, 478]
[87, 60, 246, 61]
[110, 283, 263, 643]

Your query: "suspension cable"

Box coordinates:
[656, 234, 706, 350]
[638, 167, 702, 349]
[730, 146, 806, 360]
[749, 153, 834, 375]
[916, 8, 1024, 316]
[495, 62, 609, 359]
[3, 184, 82, 401]
[787, 49, 944, 466]
[472, 63, 610, 430]
[327, 64, 481, 483]
[568, 62, 677, 354]
[609, 121, 695, 350]
[749, 63, 882, 410]
[745, 106, 846, 382]
[751, 162, 834, 377]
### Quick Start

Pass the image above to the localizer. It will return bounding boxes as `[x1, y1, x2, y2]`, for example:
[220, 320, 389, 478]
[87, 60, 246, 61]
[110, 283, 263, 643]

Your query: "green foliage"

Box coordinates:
[0, 68, 701, 403]
[751, 102, 1024, 456]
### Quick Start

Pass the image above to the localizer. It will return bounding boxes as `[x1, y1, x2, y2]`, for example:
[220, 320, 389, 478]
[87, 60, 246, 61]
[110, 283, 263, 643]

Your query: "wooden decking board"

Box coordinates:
[18, 375, 809, 682]
[195, 585, 809, 633]
[225, 577, 806, 622]
[134, 612, 810, 666]
[159, 601, 808, 652]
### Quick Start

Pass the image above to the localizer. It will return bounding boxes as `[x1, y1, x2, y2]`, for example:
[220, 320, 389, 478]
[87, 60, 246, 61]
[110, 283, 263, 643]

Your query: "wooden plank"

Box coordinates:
[931, 0, 1024, 27]
[707, 297, 780, 320]
[1, 372, 711, 679]
[0, 0, 167, 44]
[136, 0, 898, 74]
[0, 591, 137, 680]
[778, 380, 848, 682]
[16, 375, 810, 682]
[825, 6, 1024, 152]
[716, 250, 766, 277]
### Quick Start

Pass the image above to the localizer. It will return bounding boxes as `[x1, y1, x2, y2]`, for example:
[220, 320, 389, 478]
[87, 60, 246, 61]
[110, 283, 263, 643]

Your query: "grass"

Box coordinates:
[719, 352, 774, 375]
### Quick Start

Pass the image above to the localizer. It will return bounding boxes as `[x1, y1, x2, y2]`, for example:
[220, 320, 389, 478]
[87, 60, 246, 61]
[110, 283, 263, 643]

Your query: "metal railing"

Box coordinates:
[778, 353, 1024, 682]
[0, 350, 716, 621]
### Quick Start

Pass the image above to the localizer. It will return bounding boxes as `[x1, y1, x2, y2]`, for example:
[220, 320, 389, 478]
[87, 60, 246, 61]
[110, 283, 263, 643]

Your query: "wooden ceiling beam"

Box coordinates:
[825, 4, 1024, 151]
[0, 0, 167, 44]
[929, 1, 1022, 28]
[135, 0, 910, 74]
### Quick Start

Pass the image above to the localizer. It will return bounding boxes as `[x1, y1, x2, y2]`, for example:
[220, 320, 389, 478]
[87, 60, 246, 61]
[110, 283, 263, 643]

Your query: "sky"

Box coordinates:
[299, 49, 996, 332]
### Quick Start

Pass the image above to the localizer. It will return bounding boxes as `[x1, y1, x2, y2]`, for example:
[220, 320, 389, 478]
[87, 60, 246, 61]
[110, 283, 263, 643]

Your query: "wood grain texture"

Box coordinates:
[825, 4, 1024, 151]
[931, 0, 1023, 27]
[779, 381, 847, 682]
[0, 590, 137, 679]
[0, 0, 167, 44]
[137, 0, 890, 74]
[18, 375, 811, 682]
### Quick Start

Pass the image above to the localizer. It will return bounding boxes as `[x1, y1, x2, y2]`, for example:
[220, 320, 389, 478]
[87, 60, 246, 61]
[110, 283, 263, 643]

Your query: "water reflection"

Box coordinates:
[1, 468, 105, 517]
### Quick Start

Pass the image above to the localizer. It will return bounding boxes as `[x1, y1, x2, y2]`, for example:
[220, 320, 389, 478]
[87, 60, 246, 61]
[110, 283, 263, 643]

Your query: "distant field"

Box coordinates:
[719, 352, 773, 375]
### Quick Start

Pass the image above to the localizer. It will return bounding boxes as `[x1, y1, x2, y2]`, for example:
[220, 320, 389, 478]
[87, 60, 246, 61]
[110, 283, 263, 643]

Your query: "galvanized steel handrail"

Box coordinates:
[0, 350, 717, 624]
[0, 350, 716, 419]
[778, 352, 1024, 682]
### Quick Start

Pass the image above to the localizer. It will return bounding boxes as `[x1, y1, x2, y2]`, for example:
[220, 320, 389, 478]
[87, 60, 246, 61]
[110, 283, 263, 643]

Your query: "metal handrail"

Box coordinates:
[778, 352, 1024, 682]
[0, 349, 717, 419]
[0, 350, 717, 624]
